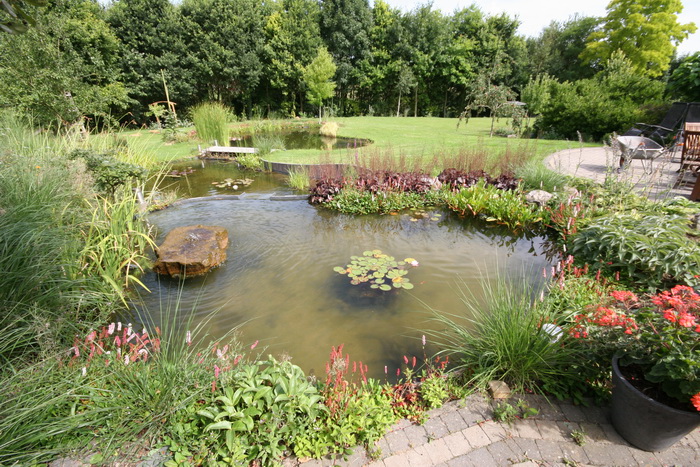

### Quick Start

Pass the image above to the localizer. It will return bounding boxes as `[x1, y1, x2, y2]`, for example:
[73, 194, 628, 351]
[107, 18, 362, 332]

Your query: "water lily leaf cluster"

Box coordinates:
[334, 250, 417, 291]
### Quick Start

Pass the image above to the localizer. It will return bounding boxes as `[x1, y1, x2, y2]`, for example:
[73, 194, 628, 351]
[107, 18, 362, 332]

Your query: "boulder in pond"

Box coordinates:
[153, 225, 229, 278]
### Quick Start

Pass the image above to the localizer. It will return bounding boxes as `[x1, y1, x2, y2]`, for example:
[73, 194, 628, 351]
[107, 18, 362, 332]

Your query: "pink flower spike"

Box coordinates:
[124, 354, 129, 365]
[82, 367, 87, 377]
[396, 368, 401, 376]
[186, 331, 192, 346]
[107, 323, 115, 335]
[250, 340, 258, 350]
[214, 365, 220, 379]
[403, 355, 409, 365]
[422, 335, 426, 347]
[384, 365, 388, 374]
[117, 322, 122, 331]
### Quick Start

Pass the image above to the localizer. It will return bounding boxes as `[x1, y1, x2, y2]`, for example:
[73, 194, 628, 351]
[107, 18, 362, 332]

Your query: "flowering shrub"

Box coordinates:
[570, 285, 700, 411]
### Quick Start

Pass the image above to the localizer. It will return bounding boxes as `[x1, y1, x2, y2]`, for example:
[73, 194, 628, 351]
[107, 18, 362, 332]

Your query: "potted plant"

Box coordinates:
[333, 250, 418, 292]
[570, 286, 700, 451]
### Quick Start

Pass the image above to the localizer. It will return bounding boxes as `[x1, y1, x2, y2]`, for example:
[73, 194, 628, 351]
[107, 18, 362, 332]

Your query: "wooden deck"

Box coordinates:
[199, 145, 258, 159]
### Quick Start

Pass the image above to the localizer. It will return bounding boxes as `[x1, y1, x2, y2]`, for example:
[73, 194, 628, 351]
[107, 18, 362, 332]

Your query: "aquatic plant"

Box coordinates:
[334, 250, 418, 291]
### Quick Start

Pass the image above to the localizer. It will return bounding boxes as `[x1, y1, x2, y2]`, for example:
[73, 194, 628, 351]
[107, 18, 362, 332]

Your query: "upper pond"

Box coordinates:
[138, 161, 552, 379]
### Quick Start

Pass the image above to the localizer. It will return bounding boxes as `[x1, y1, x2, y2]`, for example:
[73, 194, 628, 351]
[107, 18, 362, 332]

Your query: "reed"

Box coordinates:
[191, 102, 231, 145]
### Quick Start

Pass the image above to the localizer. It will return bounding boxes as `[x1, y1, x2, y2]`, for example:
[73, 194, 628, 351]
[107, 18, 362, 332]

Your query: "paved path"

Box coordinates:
[298, 393, 700, 467]
[297, 146, 700, 467]
[544, 145, 695, 201]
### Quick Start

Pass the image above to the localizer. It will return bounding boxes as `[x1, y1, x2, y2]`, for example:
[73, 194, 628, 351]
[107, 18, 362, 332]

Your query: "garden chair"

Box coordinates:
[623, 102, 688, 145]
[616, 135, 670, 174]
[680, 103, 700, 171]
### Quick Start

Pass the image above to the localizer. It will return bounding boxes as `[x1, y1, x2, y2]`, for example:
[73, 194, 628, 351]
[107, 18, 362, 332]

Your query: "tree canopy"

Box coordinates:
[582, 0, 697, 77]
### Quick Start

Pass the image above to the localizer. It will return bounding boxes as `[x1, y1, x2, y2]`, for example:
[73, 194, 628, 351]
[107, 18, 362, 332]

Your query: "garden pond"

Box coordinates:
[137, 161, 553, 380]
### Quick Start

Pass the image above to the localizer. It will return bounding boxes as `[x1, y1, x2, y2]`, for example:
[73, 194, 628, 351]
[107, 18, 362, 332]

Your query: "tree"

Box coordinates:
[581, 0, 697, 77]
[526, 15, 598, 82]
[319, 0, 372, 114]
[0, 0, 46, 33]
[395, 63, 416, 117]
[179, 0, 268, 117]
[107, 0, 196, 121]
[263, 0, 322, 116]
[667, 53, 700, 102]
[0, 0, 130, 128]
[303, 47, 336, 122]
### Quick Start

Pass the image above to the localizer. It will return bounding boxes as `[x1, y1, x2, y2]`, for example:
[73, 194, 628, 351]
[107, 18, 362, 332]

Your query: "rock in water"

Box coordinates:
[153, 225, 229, 277]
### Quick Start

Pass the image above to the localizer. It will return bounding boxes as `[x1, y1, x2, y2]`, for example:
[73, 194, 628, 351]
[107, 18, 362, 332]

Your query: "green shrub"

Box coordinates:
[570, 213, 700, 291]
[287, 167, 310, 191]
[427, 276, 585, 397]
[69, 149, 147, 196]
[191, 102, 231, 145]
[442, 180, 545, 230]
[330, 188, 429, 215]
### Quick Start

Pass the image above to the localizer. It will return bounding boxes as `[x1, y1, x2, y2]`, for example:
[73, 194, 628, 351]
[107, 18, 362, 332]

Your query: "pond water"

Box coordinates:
[234, 130, 369, 151]
[137, 162, 552, 380]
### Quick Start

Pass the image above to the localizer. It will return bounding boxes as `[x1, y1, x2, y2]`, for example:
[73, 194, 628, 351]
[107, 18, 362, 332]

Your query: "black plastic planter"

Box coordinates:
[611, 356, 700, 451]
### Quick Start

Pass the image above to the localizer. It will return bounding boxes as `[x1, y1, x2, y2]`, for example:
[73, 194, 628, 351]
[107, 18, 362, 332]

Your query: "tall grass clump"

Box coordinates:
[427, 275, 583, 397]
[191, 102, 231, 145]
[287, 167, 311, 191]
[0, 111, 153, 365]
[253, 133, 285, 156]
[0, 298, 240, 465]
[515, 159, 569, 192]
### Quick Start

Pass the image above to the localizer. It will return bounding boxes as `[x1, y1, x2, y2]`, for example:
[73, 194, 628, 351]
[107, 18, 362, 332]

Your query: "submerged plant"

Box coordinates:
[333, 250, 418, 291]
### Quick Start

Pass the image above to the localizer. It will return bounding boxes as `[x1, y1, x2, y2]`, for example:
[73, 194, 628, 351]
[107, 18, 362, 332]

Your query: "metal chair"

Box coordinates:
[623, 102, 688, 146]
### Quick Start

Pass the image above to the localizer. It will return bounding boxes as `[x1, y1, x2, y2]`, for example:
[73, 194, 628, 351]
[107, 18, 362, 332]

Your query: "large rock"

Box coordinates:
[525, 189, 554, 206]
[153, 225, 229, 278]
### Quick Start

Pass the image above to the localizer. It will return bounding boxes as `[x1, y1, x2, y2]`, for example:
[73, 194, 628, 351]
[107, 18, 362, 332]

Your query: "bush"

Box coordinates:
[570, 213, 700, 291]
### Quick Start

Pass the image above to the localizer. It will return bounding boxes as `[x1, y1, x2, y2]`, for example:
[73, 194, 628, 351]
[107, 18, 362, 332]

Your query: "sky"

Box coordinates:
[379, 0, 700, 56]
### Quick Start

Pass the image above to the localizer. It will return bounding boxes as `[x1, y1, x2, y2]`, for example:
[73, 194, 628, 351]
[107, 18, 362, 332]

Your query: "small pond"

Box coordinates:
[233, 130, 370, 151]
[137, 162, 552, 380]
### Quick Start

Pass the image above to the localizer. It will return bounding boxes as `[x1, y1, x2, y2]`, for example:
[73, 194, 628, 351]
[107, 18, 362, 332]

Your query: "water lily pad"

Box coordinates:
[380, 284, 392, 291]
[401, 282, 414, 290]
[333, 266, 346, 274]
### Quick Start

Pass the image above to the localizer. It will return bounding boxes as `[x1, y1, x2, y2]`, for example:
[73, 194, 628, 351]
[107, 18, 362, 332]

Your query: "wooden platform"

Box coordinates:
[199, 145, 258, 158]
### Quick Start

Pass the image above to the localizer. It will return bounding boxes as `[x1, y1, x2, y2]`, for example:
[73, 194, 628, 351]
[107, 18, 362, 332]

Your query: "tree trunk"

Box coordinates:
[319, 103, 322, 124]
[396, 90, 402, 117]
[413, 86, 418, 117]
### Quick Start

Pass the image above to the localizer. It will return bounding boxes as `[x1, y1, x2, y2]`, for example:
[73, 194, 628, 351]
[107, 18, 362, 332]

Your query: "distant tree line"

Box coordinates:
[0, 0, 697, 140]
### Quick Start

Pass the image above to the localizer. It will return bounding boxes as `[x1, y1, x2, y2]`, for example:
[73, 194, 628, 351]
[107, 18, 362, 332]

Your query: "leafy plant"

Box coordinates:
[492, 399, 538, 425]
[334, 250, 418, 291]
[571, 429, 587, 446]
[287, 167, 311, 191]
[515, 159, 569, 192]
[442, 180, 544, 230]
[570, 286, 700, 411]
[570, 213, 700, 291]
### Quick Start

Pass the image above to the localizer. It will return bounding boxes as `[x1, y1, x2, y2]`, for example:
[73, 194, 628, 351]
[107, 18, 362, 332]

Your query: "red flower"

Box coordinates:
[610, 290, 638, 303]
[691, 393, 700, 412]
[678, 312, 697, 329]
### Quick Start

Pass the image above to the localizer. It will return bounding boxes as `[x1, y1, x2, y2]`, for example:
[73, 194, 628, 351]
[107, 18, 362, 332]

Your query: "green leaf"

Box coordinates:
[380, 284, 392, 291]
[206, 420, 233, 431]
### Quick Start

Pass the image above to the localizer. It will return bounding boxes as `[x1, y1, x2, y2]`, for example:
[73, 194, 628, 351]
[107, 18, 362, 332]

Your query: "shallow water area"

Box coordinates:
[139, 162, 552, 379]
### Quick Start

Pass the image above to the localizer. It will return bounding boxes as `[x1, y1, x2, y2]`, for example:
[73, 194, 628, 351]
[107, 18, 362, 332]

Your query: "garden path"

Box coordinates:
[545, 145, 697, 201]
[296, 393, 700, 467]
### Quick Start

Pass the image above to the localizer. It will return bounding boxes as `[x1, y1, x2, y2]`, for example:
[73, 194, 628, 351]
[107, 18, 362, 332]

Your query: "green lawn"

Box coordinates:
[105, 117, 596, 166]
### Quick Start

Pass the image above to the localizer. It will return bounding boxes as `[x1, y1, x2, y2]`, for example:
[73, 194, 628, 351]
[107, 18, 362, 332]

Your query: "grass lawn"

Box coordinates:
[102, 117, 596, 167]
[269, 117, 595, 165]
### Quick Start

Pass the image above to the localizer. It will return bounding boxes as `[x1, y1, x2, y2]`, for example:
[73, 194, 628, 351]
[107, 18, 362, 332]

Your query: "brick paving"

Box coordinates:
[297, 393, 700, 467]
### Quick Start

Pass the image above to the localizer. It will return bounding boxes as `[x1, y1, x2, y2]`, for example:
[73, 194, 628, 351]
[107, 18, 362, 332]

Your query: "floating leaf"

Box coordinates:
[333, 266, 346, 274]
[380, 284, 392, 291]
[401, 282, 414, 290]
